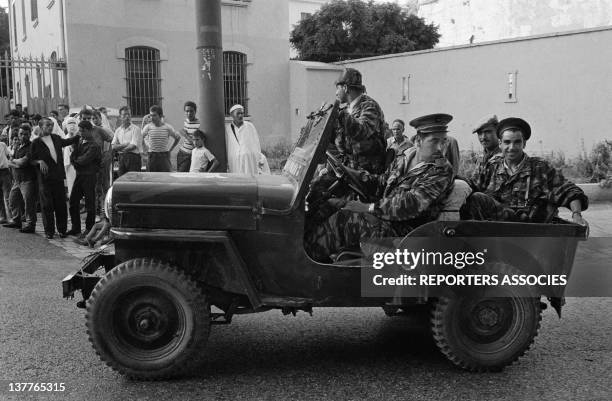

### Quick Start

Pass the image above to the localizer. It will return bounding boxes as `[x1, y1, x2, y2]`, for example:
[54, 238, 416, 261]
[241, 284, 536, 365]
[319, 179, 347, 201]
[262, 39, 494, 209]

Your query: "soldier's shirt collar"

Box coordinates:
[348, 94, 363, 114]
[503, 153, 528, 176]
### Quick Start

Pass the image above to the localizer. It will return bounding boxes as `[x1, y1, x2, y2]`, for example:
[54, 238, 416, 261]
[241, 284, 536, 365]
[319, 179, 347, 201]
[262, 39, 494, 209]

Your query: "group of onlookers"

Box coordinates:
[0, 99, 268, 243]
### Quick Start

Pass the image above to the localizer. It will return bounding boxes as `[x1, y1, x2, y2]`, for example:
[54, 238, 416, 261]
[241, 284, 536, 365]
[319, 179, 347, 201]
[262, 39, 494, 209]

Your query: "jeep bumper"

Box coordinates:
[62, 253, 115, 300]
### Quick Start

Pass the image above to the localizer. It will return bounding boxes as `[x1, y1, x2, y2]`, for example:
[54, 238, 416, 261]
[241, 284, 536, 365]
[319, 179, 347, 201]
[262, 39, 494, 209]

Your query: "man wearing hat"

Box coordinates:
[464, 117, 588, 225]
[225, 104, 266, 175]
[332, 67, 386, 174]
[306, 68, 386, 223]
[469, 115, 501, 179]
[305, 113, 455, 262]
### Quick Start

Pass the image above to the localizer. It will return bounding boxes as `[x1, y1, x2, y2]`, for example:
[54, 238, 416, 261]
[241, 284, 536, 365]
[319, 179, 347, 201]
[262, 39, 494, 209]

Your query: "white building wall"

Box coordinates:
[288, 0, 327, 58]
[297, 27, 612, 157]
[418, 0, 612, 47]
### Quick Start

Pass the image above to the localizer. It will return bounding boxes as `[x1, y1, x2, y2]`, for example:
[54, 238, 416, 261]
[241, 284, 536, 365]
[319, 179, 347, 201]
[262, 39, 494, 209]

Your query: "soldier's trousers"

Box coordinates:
[460, 192, 540, 222]
[305, 171, 352, 226]
[304, 209, 396, 263]
[460, 192, 507, 221]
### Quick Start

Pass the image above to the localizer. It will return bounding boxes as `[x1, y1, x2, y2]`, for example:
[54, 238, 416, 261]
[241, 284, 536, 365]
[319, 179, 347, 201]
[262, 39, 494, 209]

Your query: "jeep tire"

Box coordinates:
[431, 264, 541, 372]
[86, 258, 210, 380]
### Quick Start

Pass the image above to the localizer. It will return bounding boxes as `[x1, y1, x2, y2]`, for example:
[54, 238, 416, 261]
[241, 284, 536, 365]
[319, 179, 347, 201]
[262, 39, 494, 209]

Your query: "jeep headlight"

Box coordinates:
[104, 187, 113, 220]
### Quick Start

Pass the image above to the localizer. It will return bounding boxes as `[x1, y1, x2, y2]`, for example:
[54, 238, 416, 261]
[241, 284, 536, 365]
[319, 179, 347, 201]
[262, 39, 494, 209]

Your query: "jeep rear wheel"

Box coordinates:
[431, 295, 541, 372]
[86, 258, 210, 380]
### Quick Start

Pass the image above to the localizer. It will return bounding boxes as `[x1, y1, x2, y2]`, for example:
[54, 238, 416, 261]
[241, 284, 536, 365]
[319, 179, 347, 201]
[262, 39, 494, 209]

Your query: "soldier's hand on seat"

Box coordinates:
[572, 211, 588, 226]
[343, 200, 371, 213]
[327, 198, 347, 209]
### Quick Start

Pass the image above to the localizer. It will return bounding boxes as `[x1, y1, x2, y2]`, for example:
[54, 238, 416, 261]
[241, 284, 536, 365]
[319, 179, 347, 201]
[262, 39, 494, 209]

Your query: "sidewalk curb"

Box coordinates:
[577, 184, 612, 203]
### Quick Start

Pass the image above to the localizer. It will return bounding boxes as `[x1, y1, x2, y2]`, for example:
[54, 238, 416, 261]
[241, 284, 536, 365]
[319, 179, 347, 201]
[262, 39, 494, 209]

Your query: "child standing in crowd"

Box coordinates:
[189, 130, 218, 173]
[177, 101, 200, 172]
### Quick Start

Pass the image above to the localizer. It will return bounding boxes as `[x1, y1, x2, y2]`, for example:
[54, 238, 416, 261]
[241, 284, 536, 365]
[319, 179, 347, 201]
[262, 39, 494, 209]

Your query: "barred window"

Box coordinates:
[124, 46, 162, 117]
[223, 51, 248, 115]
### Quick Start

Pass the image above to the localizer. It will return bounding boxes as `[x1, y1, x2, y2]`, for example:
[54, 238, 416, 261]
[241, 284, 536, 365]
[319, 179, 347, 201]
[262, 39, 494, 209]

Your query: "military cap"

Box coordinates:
[497, 117, 531, 141]
[335, 68, 365, 90]
[472, 114, 498, 133]
[409, 113, 453, 135]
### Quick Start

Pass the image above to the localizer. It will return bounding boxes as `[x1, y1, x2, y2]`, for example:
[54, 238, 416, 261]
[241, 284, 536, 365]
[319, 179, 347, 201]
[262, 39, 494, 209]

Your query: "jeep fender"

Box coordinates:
[110, 228, 262, 309]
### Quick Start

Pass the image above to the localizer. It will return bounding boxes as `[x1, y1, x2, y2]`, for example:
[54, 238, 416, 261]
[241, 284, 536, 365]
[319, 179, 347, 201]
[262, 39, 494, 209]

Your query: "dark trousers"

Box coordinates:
[0, 168, 12, 222]
[9, 179, 37, 227]
[118, 153, 142, 177]
[147, 152, 172, 172]
[176, 149, 192, 172]
[70, 173, 97, 233]
[39, 178, 68, 235]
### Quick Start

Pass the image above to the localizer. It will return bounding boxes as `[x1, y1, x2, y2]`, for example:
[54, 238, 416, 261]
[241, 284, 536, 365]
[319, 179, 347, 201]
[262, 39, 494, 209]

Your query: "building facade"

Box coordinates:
[8, 0, 319, 147]
[417, 0, 612, 47]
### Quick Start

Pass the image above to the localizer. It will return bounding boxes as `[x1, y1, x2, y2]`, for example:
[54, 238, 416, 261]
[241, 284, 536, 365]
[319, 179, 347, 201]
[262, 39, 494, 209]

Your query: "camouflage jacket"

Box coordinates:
[366, 149, 454, 234]
[469, 146, 501, 185]
[334, 94, 386, 174]
[473, 154, 589, 220]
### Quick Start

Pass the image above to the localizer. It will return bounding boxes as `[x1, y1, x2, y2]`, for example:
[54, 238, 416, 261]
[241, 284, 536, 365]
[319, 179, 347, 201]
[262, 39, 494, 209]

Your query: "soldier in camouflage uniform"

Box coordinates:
[469, 115, 501, 185]
[463, 117, 588, 224]
[306, 68, 387, 223]
[305, 114, 455, 263]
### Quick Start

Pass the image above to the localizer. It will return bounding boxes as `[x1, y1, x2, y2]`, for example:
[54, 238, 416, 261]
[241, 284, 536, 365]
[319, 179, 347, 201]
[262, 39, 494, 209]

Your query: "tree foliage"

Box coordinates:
[290, 0, 440, 62]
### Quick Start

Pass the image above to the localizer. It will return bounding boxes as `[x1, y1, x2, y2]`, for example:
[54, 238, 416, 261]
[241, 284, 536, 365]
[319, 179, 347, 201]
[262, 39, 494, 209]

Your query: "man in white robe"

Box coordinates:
[225, 104, 267, 175]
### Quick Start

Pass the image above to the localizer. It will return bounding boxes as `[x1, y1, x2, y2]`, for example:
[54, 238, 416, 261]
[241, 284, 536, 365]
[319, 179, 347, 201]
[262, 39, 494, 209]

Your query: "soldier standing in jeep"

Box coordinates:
[305, 114, 455, 263]
[306, 68, 387, 224]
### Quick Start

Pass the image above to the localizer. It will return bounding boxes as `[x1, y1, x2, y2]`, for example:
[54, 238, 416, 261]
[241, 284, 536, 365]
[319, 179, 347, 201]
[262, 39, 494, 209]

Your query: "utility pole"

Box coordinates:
[195, 0, 227, 171]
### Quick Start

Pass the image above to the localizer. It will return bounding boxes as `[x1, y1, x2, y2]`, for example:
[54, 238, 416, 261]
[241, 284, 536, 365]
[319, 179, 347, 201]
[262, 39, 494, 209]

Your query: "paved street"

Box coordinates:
[0, 205, 611, 401]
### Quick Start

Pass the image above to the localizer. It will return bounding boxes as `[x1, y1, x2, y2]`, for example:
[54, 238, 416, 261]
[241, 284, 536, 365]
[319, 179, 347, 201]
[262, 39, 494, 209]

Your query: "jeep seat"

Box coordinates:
[437, 179, 472, 221]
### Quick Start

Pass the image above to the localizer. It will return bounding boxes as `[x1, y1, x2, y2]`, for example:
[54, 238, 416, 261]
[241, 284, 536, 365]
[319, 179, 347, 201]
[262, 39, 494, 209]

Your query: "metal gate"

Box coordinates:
[0, 51, 69, 117]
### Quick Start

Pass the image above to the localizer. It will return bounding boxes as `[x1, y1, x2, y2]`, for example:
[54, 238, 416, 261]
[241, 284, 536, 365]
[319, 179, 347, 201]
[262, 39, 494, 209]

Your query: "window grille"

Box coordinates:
[124, 46, 162, 117]
[223, 51, 248, 115]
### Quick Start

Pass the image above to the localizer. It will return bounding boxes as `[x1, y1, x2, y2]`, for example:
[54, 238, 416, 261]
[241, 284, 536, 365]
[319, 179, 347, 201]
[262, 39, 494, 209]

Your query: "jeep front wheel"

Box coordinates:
[86, 258, 210, 380]
[431, 295, 541, 372]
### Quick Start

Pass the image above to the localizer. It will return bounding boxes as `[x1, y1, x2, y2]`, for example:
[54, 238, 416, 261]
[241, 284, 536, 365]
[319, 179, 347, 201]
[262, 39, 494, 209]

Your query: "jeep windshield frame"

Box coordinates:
[281, 102, 338, 211]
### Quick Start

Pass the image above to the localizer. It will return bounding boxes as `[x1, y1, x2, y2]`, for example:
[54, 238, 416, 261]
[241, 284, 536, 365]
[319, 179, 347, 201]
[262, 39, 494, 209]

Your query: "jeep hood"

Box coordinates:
[112, 172, 297, 230]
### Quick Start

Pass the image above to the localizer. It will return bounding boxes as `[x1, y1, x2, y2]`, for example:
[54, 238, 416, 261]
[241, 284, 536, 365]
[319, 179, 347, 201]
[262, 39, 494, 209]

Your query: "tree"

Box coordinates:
[290, 0, 440, 62]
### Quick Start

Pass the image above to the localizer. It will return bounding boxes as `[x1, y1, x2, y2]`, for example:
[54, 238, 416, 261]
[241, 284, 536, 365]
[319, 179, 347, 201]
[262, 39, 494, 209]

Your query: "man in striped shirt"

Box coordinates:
[177, 101, 200, 172]
[142, 105, 180, 172]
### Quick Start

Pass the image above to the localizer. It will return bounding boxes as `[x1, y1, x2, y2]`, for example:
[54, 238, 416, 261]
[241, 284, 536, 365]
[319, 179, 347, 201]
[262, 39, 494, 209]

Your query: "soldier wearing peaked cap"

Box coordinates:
[306, 67, 387, 225]
[464, 117, 588, 225]
[305, 113, 455, 263]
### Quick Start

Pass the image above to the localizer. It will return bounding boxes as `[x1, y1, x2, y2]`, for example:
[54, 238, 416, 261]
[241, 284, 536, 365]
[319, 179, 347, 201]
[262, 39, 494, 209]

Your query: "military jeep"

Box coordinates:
[62, 102, 588, 379]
